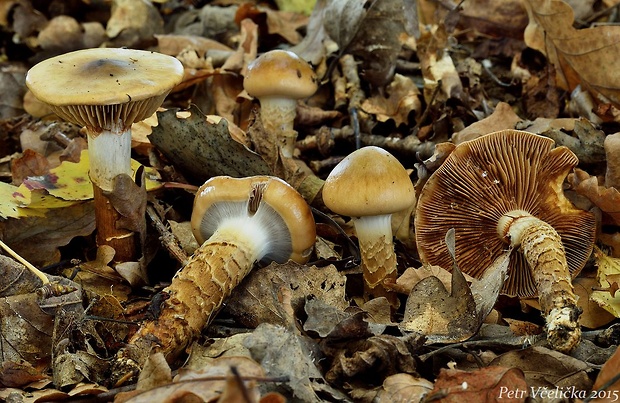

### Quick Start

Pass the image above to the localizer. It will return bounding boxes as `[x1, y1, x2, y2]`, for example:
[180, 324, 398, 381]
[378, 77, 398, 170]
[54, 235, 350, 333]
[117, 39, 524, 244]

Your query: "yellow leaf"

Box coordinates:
[591, 247, 620, 317]
[21, 150, 162, 202]
[0, 182, 47, 218]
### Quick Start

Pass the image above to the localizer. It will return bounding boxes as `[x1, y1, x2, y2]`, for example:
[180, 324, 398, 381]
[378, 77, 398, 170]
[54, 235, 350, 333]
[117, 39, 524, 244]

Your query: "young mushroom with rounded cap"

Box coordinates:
[111, 175, 316, 383]
[322, 146, 415, 307]
[26, 48, 184, 261]
[244, 49, 318, 158]
[415, 130, 595, 353]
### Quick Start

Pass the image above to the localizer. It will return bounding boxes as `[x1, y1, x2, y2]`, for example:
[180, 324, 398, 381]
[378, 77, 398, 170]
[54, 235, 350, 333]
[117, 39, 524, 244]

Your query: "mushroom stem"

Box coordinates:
[353, 214, 399, 306]
[86, 127, 136, 261]
[498, 210, 581, 353]
[126, 228, 260, 364]
[259, 97, 298, 158]
[87, 128, 132, 191]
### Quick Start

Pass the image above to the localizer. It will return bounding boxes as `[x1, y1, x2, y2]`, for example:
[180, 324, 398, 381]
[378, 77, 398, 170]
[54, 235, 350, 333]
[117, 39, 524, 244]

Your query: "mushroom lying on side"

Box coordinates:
[26, 48, 184, 261]
[244, 49, 318, 158]
[415, 130, 596, 353]
[112, 176, 316, 383]
[323, 146, 415, 307]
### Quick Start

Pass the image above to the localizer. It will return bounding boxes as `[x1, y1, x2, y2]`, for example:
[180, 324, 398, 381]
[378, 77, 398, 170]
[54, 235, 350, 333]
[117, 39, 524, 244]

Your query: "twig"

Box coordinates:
[146, 204, 190, 265]
[0, 239, 49, 284]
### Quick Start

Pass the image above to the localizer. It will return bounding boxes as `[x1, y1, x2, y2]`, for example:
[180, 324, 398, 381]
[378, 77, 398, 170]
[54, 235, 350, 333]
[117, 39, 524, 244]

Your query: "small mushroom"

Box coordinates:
[415, 130, 596, 353]
[26, 48, 184, 261]
[113, 176, 315, 380]
[322, 146, 415, 306]
[244, 49, 318, 158]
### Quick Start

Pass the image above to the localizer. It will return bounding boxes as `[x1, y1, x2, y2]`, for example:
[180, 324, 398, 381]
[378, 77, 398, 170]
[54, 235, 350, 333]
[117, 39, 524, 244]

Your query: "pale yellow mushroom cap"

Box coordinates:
[26, 48, 184, 132]
[244, 50, 318, 99]
[323, 146, 415, 218]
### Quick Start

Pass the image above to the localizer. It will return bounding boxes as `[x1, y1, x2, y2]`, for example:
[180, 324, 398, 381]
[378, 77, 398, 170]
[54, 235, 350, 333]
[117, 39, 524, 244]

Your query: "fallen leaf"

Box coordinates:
[361, 74, 421, 126]
[376, 373, 434, 403]
[524, 0, 620, 107]
[572, 277, 616, 329]
[399, 230, 479, 343]
[20, 150, 161, 202]
[0, 63, 27, 119]
[106, 0, 164, 47]
[569, 168, 620, 226]
[149, 105, 270, 183]
[591, 247, 620, 317]
[244, 323, 342, 402]
[605, 132, 620, 188]
[426, 366, 529, 403]
[325, 0, 409, 87]
[1, 201, 95, 266]
[489, 346, 592, 393]
[225, 262, 347, 328]
[452, 102, 523, 144]
[324, 334, 421, 387]
[592, 346, 620, 402]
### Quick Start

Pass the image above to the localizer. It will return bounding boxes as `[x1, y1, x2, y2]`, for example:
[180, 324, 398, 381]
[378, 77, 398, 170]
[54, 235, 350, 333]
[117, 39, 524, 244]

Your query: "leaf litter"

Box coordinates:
[1, 0, 620, 402]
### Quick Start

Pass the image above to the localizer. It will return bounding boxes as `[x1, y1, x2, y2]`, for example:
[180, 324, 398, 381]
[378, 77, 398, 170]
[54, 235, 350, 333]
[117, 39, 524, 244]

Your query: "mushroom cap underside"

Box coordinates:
[26, 48, 184, 106]
[191, 176, 316, 263]
[414, 130, 596, 298]
[244, 50, 318, 99]
[323, 146, 415, 217]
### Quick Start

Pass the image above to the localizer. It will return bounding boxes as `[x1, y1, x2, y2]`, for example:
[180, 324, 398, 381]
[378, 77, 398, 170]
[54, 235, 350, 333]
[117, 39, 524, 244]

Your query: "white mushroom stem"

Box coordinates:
[352, 214, 399, 305]
[258, 96, 298, 158]
[497, 210, 581, 353]
[87, 128, 132, 192]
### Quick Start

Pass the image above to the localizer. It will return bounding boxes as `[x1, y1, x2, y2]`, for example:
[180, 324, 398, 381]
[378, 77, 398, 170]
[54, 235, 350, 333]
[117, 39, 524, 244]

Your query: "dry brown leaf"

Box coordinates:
[376, 373, 434, 403]
[225, 262, 347, 328]
[361, 74, 421, 126]
[106, 0, 164, 47]
[426, 366, 529, 402]
[592, 346, 620, 402]
[324, 334, 420, 387]
[489, 346, 592, 393]
[245, 323, 343, 402]
[399, 263, 478, 343]
[395, 265, 453, 295]
[0, 63, 27, 119]
[37, 16, 105, 55]
[524, 0, 620, 107]
[605, 132, 620, 188]
[572, 277, 616, 329]
[10, 148, 50, 185]
[235, 3, 308, 45]
[459, 0, 528, 39]
[324, 0, 409, 87]
[453, 102, 523, 144]
[1, 201, 95, 267]
[569, 168, 620, 226]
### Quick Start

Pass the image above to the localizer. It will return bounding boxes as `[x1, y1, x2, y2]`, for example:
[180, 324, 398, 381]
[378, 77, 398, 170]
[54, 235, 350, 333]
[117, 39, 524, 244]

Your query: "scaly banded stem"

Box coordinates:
[354, 214, 399, 307]
[498, 210, 581, 353]
[111, 230, 258, 385]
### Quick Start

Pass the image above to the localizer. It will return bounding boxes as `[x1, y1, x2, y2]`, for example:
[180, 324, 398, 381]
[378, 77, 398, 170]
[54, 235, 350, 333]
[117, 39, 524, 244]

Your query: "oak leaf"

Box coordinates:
[524, 0, 620, 107]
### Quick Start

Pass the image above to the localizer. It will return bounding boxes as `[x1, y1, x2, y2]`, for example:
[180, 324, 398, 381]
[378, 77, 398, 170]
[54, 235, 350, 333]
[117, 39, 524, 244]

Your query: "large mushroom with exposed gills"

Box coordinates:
[415, 130, 596, 353]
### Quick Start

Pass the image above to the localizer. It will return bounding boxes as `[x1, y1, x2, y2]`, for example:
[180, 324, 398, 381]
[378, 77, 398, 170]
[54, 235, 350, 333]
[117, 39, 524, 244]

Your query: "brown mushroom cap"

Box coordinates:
[415, 130, 596, 298]
[191, 176, 316, 264]
[26, 48, 184, 131]
[244, 50, 318, 99]
[323, 146, 415, 217]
